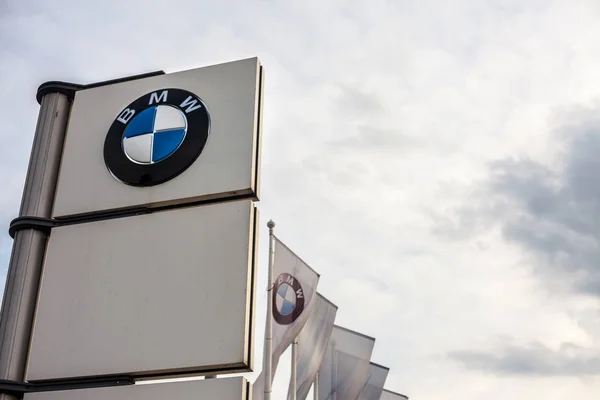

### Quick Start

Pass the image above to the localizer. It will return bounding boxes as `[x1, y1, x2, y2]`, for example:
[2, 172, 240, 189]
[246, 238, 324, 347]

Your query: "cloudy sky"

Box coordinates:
[2, 0, 600, 398]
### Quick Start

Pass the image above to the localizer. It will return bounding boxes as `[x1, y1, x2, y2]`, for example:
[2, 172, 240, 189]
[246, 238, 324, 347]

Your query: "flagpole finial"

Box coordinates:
[267, 220, 275, 229]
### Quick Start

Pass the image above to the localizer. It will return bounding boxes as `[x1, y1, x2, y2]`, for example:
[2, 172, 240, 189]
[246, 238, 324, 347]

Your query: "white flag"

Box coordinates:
[253, 236, 320, 399]
[287, 293, 338, 400]
[357, 363, 389, 400]
[270, 236, 319, 376]
[318, 325, 375, 400]
[252, 373, 265, 400]
[380, 389, 409, 400]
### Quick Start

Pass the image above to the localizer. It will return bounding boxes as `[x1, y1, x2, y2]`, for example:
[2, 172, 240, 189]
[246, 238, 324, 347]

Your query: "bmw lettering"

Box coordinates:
[104, 88, 210, 186]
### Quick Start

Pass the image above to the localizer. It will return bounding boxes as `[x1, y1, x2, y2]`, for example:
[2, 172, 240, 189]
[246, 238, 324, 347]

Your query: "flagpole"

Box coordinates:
[313, 372, 319, 400]
[291, 338, 297, 400]
[264, 220, 276, 400]
[331, 345, 337, 400]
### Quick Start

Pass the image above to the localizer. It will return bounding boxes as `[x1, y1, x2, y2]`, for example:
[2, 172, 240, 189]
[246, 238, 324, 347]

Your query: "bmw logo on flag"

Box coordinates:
[272, 272, 305, 325]
[104, 88, 210, 186]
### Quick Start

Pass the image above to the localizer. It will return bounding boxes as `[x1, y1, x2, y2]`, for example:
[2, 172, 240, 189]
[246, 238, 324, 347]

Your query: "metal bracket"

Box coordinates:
[0, 376, 134, 397]
[8, 206, 153, 239]
[8, 217, 57, 238]
[7, 193, 262, 239]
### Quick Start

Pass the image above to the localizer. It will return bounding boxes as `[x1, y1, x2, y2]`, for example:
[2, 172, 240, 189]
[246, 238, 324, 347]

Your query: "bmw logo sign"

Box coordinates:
[273, 273, 305, 325]
[103, 88, 210, 186]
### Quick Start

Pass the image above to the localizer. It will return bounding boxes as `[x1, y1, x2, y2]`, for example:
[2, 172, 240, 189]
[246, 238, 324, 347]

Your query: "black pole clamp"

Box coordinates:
[0, 376, 134, 397]
[8, 217, 57, 239]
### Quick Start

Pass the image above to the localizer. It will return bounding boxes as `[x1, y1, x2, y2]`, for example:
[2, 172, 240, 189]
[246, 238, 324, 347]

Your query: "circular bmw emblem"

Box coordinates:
[273, 273, 305, 325]
[104, 88, 210, 186]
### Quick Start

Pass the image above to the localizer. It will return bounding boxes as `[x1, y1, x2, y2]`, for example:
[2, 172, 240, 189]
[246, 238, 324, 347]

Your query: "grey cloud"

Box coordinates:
[450, 341, 600, 376]
[330, 125, 415, 152]
[300, 125, 415, 190]
[434, 107, 600, 296]
[334, 85, 385, 116]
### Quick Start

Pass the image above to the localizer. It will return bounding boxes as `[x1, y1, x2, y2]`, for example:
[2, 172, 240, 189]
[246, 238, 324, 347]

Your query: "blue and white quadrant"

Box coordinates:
[276, 284, 297, 316]
[122, 105, 187, 164]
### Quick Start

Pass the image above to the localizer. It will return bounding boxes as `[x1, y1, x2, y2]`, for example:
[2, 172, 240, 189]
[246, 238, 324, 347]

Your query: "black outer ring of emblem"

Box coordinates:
[272, 273, 305, 325]
[103, 88, 210, 187]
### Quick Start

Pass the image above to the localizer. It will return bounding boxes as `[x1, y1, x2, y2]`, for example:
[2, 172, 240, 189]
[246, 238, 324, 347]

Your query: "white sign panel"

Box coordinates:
[52, 57, 263, 218]
[27, 200, 258, 381]
[24, 377, 251, 400]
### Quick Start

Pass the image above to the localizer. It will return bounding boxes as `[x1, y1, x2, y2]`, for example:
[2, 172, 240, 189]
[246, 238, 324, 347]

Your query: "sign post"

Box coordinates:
[0, 91, 72, 400]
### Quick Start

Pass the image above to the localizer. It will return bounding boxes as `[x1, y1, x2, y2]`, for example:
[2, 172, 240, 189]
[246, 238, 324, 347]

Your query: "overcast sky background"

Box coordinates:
[2, 0, 600, 398]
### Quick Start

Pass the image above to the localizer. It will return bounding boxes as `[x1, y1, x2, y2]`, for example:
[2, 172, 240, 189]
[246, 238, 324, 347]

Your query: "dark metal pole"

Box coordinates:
[0, 92, 71, 400]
